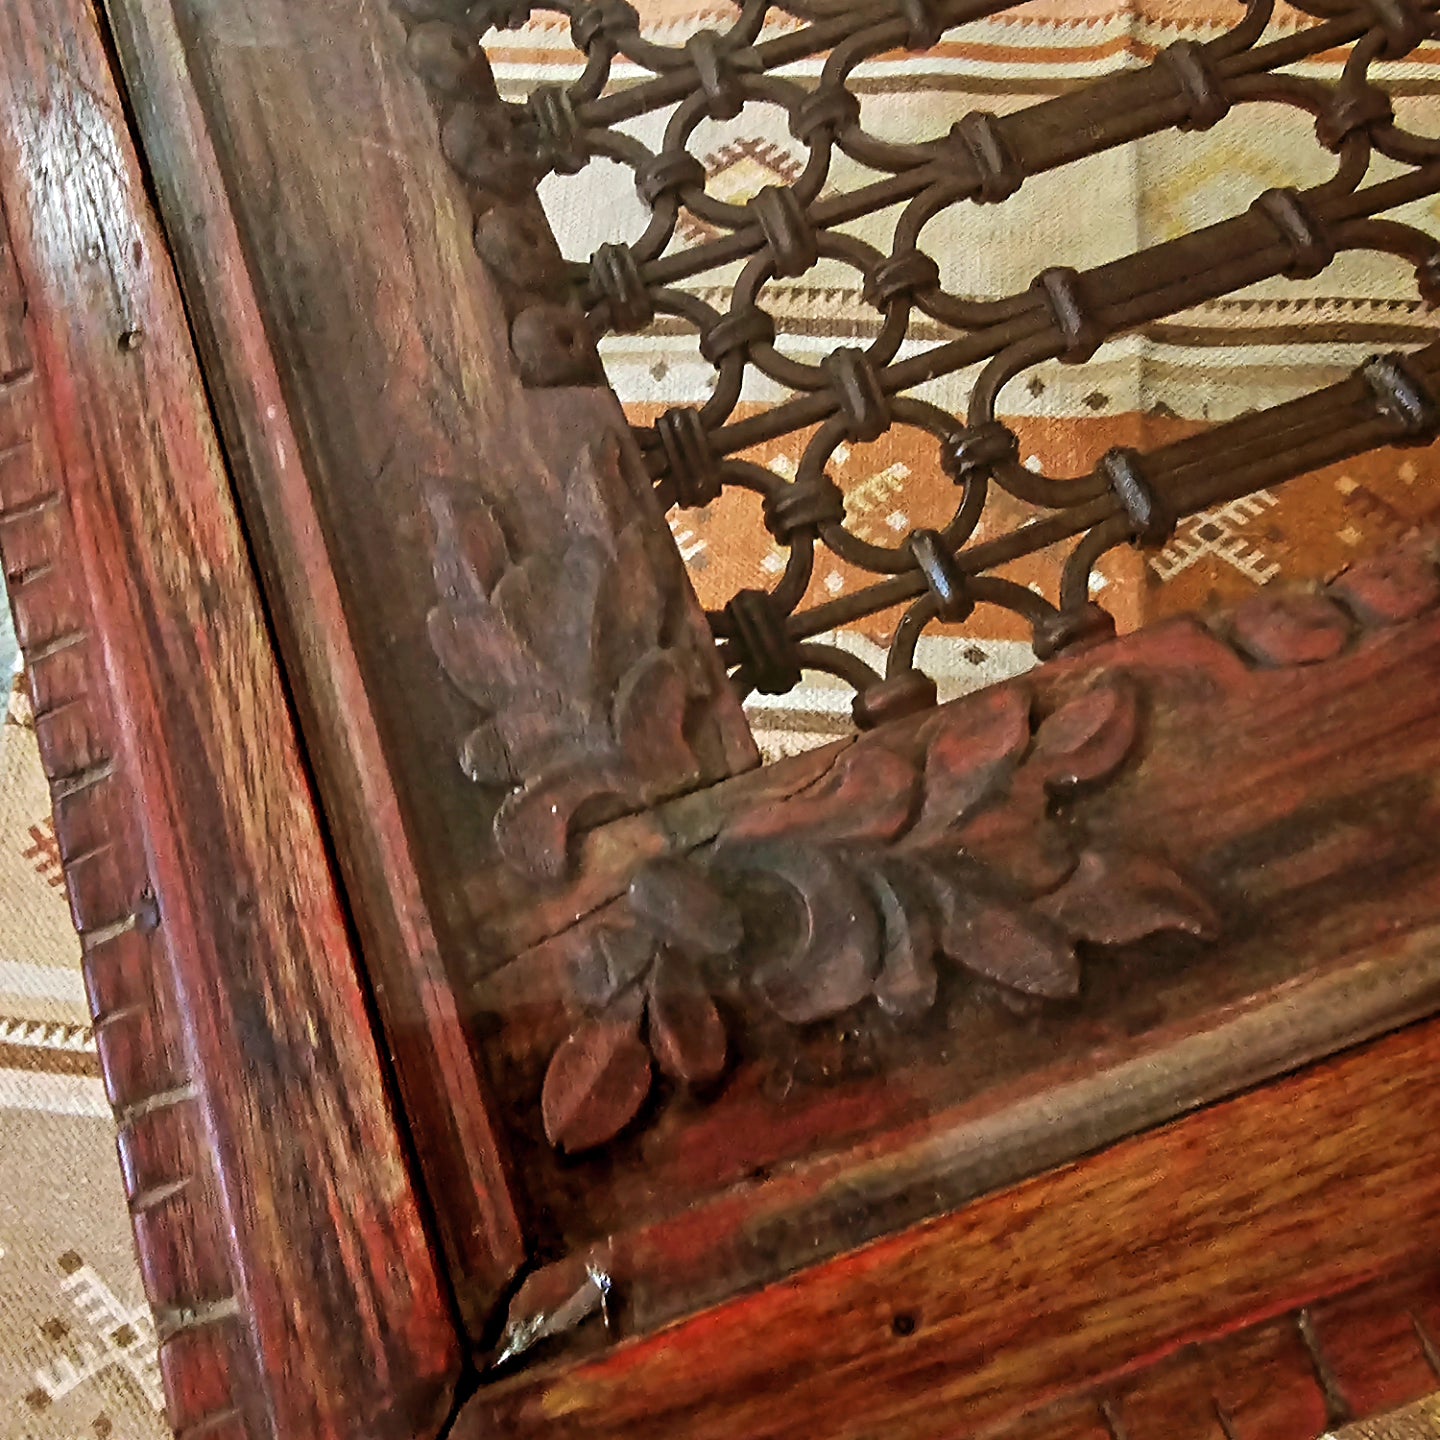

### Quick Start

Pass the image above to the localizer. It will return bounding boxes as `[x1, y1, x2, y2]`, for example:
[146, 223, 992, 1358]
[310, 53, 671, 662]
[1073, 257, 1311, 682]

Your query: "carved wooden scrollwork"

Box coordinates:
[540, 669, 1220, 1151]
[535, 542, 1440, 1153]
[428, 431, 721, 880]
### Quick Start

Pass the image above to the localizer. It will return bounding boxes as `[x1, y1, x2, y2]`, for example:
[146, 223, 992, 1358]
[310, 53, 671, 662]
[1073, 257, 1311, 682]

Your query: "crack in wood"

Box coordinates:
[116, 1082, 199, 1126]
[1411, 1309, 1440, 1382]
[156, 1295, 243, 1341]
[1297, 1307, 1354, 1429]
[131, 1176, 195, 1213]
[0, 488, 61, 523]
[1212, 1398, 1240, 1439]
[1099, 1398, 1129, 1440]
[77, 904, 139, 950]
[51, 757, 116, 801]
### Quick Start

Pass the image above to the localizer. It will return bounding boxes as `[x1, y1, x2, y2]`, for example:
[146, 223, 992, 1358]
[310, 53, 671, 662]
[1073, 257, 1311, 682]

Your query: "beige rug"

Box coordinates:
[0, 677, 169, 1439]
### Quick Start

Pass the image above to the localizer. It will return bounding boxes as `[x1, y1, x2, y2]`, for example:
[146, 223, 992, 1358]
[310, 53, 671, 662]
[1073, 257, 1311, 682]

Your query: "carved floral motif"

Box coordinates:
[541, 672, 1220, 1152]
[428, 434, 713, 881]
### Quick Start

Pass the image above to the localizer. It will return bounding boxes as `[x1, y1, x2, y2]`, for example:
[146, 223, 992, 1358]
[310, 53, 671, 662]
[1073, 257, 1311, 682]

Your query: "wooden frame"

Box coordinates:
[3, 0, 1440, 1437]
[0, 4, 458, 1436]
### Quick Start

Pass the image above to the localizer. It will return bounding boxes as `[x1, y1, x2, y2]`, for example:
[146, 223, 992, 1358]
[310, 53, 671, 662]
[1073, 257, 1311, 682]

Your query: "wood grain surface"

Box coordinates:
[99, 0, 758, 1332]
[0, 3, 461, 1435]
[464, 575, 1440, 1342]
[460, 1015, 1440, 1440]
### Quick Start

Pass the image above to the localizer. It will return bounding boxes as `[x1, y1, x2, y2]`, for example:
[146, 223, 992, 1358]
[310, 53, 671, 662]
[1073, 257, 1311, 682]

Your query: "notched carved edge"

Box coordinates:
[0, 242, 261, 1437]
[394, 0, 607, 388]
[534, 542, 1440, 1153]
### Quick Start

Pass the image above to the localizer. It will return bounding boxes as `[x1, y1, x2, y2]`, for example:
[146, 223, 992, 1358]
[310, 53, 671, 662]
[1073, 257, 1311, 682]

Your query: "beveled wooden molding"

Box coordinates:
[459, 1016, 1440, 1439]
[99, 0, 757, 1334]
[0, 238, 260, 1440]
[465, 543, 1440, 1351]
[0, 6, 460, 1437]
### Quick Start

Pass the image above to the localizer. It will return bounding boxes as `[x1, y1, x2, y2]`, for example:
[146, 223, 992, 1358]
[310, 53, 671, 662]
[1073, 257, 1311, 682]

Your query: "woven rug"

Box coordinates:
[2, 1, 1440, 1434]
[489, 0, 1440, 758]
[0, 664, 169, 1440]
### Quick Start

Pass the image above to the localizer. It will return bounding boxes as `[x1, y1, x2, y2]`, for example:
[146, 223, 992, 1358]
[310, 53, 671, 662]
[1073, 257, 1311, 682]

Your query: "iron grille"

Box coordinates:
[405, 0, 1440, 729]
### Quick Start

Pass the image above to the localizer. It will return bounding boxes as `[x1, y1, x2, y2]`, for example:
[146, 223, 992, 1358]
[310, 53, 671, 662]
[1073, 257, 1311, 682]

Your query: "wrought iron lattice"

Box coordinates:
[402, 0, 1440, 729]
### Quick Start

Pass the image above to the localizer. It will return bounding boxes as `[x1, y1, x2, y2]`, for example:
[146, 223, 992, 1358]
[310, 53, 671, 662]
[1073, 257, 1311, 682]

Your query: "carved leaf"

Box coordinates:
[614, 649, 699, 784]
[731, 847, 881, 1024]
[648, 950, 727, 1085]
[563, 431, 630, 550]
[426, 487, 551, 718]
[1230, 591, 1351, 667]
[954, 798, 1077, 894]
[494, 540, 610, 707]
[493, 761, 631, 882]
[428, 601, 540, 712]
[1030, 673, 1138, 790]
[542, 1014, 653, 1153]
[428, 489, 509, 602]
[921, 865, 1080, 998]
[863, 867, 939, 1018]
[459, 722, 516, 787]
[721, 743, 918, 846]
[915, 686, 1031, 833]
[1037, 848, 1220, 945]
[628, 858, 743, 957]
[594, 521, 667, 694]
[570, 923, 656, 1011]
[1331, 547, 1440, 626]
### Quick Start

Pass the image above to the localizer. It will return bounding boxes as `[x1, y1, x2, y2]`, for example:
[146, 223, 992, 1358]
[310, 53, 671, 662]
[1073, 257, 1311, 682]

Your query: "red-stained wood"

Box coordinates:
[99, 0, 758, 1331]
[990, 1267, 1440, 1438]
[0, 6, 459, 1437]
[461, 567, 1440, 1344]
[27, 0, 1440, 1432]
[459, 1016, 1440, 1440]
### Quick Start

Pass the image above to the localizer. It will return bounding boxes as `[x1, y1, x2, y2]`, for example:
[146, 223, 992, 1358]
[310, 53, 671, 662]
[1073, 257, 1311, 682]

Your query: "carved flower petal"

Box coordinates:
[735, 847, 881, 1024]
[570, 923, 656, 1011]
[648, 951, 727, 1085]
[629, 858, 743, 957]
[542, 1015, 653, 1153]
[916, 687, 1032, 831]
[1030, 673, 1138, 790]
[721, 743, 919, 846]
[1230, 591, 1351, 667]
[954, 799, 1077, 894]
[864, 868, 939, 1019]
[1037, 848, 1220, 946]
[427, 488, 509, 600]
[923, 867, 1079, 999]
[493, 763, 631, 883]
[615, 650, 700, 785]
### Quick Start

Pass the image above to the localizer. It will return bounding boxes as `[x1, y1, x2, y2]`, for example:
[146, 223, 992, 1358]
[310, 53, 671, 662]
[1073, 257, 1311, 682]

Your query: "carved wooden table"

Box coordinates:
[3, 0, 1440, 1436]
